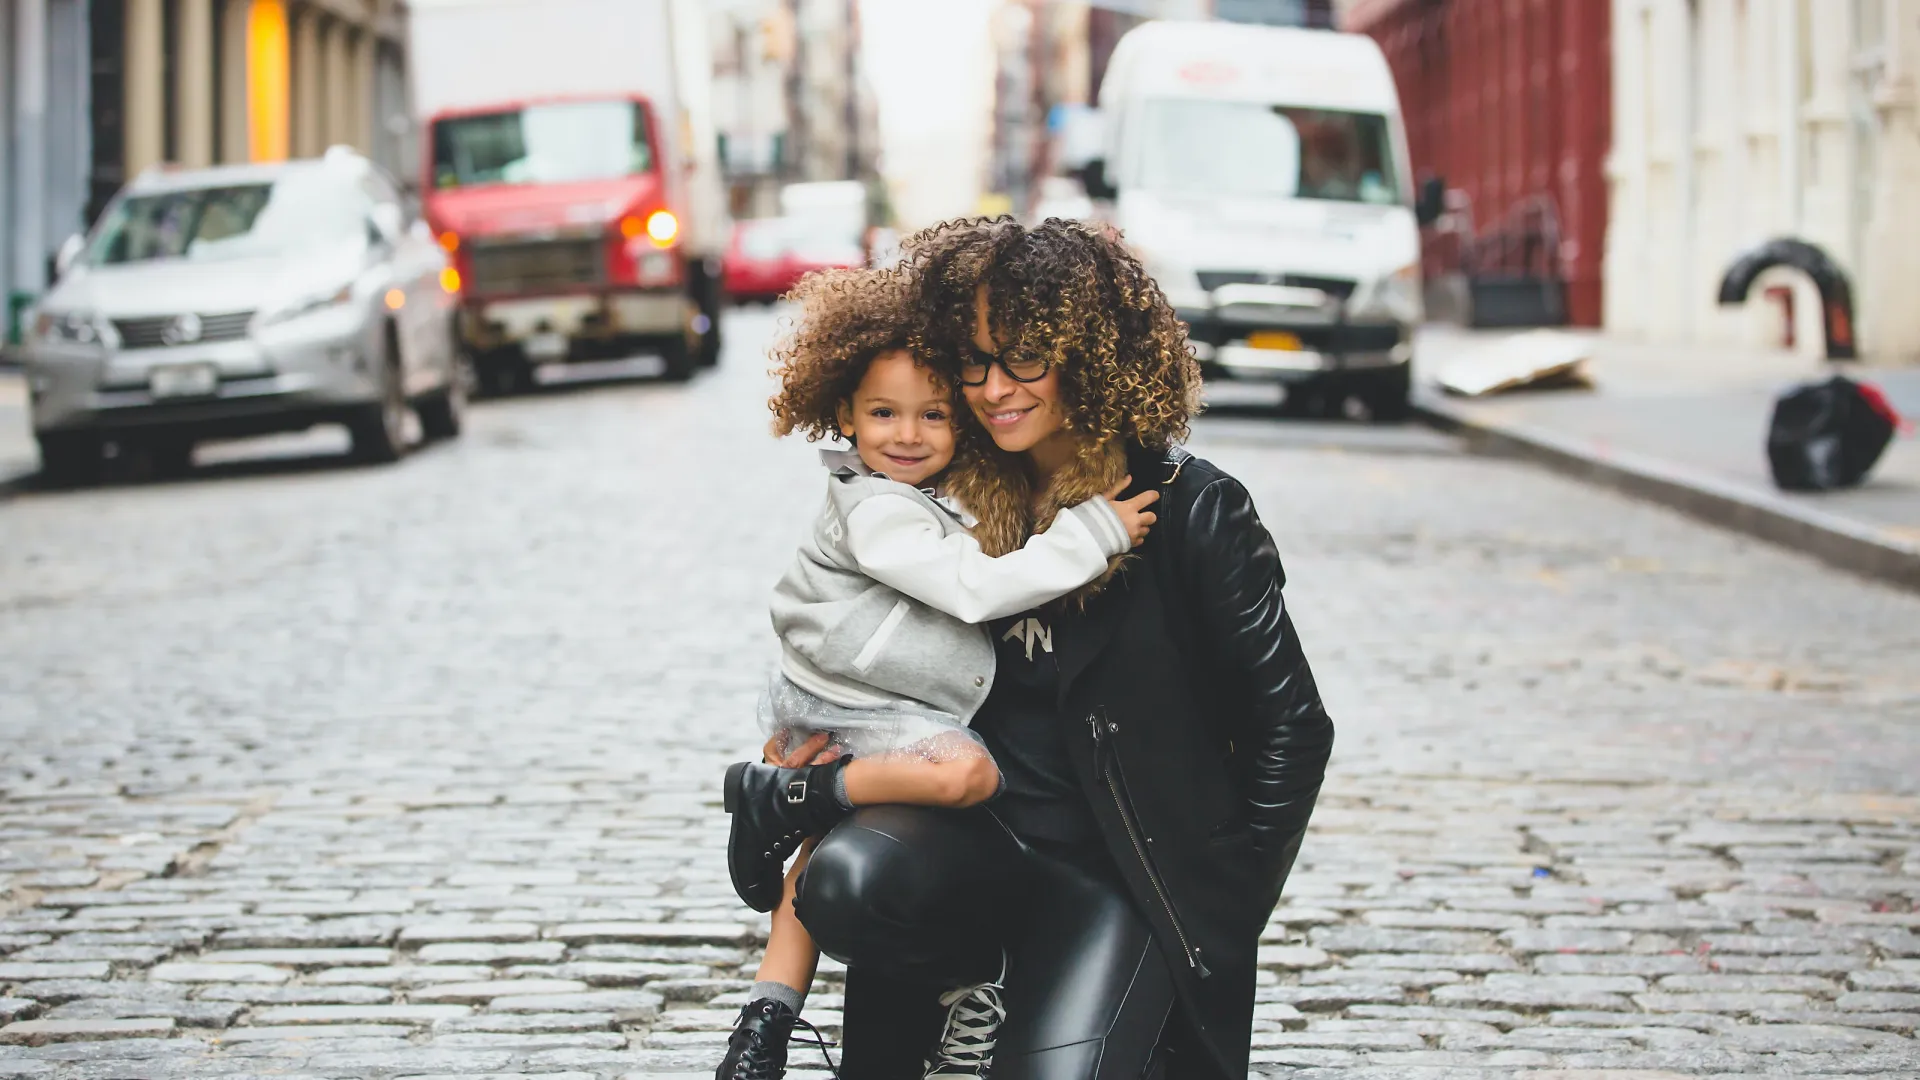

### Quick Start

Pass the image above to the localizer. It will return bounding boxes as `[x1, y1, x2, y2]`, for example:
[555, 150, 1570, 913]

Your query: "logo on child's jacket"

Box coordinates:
[1002, 617, 1053, 662]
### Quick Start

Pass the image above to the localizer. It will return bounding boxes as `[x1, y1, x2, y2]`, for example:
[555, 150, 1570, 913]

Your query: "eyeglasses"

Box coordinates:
[959, 347, 1053, 386]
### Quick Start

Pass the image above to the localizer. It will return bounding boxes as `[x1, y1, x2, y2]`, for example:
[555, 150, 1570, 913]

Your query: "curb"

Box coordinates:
[1415, 394, 1920, 594]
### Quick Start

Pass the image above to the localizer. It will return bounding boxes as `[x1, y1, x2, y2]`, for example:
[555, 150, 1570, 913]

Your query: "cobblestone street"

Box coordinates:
[1, 307, 1917, 1078]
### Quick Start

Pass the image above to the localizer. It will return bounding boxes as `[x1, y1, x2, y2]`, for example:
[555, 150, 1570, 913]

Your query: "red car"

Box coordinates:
[724, 218, 865, 304]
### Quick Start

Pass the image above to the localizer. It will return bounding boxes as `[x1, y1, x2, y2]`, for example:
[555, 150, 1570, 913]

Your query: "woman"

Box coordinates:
[790, 218, 1335, 1080]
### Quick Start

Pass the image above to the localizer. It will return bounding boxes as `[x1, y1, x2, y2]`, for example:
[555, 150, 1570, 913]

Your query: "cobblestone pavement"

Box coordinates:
[0, 308, 1917, 1079]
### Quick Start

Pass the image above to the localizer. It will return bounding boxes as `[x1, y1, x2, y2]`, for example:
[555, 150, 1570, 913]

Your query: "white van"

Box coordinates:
[1086, 21, 1439, 418]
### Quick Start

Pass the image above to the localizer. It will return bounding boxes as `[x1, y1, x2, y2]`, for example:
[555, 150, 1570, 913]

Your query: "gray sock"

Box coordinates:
[832, 766, 854, 810]
[751, 979, 806, 1015]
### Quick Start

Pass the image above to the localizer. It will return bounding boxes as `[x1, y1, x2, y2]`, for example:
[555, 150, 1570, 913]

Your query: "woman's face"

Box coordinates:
[962, 286, 1070, 456]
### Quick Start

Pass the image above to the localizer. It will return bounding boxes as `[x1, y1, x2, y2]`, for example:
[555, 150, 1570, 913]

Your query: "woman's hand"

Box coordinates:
[763, 730, 843, 768]
[1104, 477, 1161, 548]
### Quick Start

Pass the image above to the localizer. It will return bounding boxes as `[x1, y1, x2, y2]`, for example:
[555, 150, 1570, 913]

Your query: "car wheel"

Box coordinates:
[349, 342, 409, 464]
[659, 336, 696, 382]
[418, 359, 468, 441]
[37, 433, 102, 487]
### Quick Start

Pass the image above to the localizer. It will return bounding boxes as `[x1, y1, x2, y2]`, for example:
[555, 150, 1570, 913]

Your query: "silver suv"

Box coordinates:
[23, 148, 466, 482]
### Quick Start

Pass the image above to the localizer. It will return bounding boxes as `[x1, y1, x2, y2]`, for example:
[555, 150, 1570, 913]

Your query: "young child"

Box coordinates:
[715, 271, 1158, 1080]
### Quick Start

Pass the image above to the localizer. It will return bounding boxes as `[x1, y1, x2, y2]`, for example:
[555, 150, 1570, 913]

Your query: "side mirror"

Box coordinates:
[1082, 158, 1117, 201]
[1415, 176, 1446, 226]
[370, 204, 405, 245]
[54, 234, 85, 278]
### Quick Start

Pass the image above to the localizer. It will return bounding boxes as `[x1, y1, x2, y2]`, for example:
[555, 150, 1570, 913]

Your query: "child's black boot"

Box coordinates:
[722, 758, 852, 912]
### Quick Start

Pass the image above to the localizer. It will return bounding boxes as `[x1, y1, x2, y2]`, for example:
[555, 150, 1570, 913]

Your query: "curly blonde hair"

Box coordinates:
[902, 216, 1201, 455]
[767, 265, 931, 441]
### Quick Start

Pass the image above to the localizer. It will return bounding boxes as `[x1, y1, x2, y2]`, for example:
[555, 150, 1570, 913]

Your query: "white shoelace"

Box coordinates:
[923, 979, 1008, 1079]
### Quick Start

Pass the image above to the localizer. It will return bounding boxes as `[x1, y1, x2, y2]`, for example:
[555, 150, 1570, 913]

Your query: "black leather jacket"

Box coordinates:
[1048, 445, 1333, 1078]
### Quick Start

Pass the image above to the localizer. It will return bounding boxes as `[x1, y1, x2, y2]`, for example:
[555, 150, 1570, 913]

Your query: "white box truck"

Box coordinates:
[409, 0, 727, 388]
[1087, 21, 1437, 418]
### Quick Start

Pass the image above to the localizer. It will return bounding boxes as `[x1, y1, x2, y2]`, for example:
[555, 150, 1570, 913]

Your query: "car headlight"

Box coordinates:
[30, 308, 107, 347]
[262, 283, 355, 327]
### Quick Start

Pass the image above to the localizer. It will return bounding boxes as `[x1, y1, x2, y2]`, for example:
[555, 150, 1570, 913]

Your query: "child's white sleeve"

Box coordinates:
[843, 493, 1132, 624]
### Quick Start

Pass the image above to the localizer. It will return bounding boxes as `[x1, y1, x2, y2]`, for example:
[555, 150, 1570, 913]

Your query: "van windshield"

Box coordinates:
[432, 100, 653, 189]
[1135, 100, 1399, 205]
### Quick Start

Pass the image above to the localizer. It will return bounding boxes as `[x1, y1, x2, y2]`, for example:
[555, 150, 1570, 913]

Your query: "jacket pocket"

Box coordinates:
[851, 599, 910, 673]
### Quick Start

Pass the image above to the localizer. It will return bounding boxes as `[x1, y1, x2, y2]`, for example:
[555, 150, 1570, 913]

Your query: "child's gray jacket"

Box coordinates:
[769, 449, 1131, 723]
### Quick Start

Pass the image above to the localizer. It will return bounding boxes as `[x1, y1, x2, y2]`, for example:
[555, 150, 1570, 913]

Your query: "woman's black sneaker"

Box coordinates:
[723, 758, 853, 912]
[715, 997, 837, 1080]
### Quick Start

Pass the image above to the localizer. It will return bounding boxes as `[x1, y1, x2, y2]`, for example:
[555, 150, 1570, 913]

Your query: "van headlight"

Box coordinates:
[29, 308, 108, 348]
[1353, 263, 1423, 323]
[1135, 249, 1207, 311]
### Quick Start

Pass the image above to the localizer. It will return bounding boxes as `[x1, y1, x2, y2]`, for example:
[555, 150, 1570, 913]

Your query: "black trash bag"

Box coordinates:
[1766, 375, 1900, 491]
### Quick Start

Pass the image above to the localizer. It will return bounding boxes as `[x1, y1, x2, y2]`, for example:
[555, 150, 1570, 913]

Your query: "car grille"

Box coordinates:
[112, 310, 256, 350]
[1197, 271, 1357, 300]
[469, 238, 606, 294]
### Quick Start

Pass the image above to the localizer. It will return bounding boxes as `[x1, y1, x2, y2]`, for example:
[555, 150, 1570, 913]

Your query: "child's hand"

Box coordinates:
[1104, 476, 1161, 548]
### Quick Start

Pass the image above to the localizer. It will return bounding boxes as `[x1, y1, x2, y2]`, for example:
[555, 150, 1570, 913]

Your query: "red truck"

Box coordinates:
[411, 0, 726, 392]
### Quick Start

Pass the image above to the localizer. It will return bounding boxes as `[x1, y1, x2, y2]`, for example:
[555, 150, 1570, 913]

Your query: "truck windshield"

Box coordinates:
[87, 171, 370, 265]
[1136, 100, 1399, 205]
[432, 101, 653, 188]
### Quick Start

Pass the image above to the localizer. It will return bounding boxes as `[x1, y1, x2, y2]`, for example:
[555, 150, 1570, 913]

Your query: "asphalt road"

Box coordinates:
[0, 306, 1916, 1077]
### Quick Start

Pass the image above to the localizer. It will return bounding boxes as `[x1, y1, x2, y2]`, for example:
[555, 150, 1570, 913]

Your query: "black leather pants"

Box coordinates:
[793, 805, 1176, 1080]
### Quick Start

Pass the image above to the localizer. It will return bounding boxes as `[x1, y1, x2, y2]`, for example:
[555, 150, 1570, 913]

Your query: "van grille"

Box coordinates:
[469, 238, 606, 294]
[1197, 271, 1356, 300]
[112, 310, 256, 350]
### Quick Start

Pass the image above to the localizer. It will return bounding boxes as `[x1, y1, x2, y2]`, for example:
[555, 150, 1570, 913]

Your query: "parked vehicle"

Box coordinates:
[722, 218, 867, 305]
[1087, 21, 1432, 419]
[410, 0, 727, 392]
[22, 149, 464, 484]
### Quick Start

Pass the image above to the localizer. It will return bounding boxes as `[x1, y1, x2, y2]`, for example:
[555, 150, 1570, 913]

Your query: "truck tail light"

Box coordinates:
[644, 210, 678, 248]
[438, 231, 460, 254]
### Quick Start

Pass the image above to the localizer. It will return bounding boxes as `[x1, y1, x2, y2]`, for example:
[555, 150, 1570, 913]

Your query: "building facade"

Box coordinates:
[1344, 0, 1613, 328]
[2, 0, 408, 345]
[1605, 0, 1920, 364]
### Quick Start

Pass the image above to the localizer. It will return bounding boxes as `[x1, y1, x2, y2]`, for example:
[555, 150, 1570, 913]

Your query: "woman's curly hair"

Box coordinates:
[767, 265, 928, 441]
[902, 216, 1201, 453]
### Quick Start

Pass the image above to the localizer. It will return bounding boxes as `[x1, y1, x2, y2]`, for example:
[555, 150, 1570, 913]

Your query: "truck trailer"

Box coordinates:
[409, 0, 726, 389]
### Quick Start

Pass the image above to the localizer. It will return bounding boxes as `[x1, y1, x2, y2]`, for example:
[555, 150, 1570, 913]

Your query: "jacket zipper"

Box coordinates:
[1088, 712, 1211, 979]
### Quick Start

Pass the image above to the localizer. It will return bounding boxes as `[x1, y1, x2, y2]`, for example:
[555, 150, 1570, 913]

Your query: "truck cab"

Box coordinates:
[1090, 22, 1429, 418]
[422, 94, 718, 388]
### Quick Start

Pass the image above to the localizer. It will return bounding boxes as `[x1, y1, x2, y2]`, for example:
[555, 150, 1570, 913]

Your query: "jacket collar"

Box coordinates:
[819, 447, 975, 526]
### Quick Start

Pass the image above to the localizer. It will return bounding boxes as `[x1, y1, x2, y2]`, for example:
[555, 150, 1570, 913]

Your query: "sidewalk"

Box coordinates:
[1414, 326, 1920, 591]
[0, 369, 36, 492]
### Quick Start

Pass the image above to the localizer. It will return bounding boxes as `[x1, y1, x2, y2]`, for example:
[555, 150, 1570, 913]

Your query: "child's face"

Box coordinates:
[836, 349, 956, 487]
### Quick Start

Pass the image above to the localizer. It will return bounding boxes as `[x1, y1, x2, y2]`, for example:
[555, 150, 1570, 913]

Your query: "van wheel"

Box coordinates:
[37, 433, 102, 487]
[1363, 365, 1412, 423]
[146, 438, 196, 478]
[350, 341, 410, 464]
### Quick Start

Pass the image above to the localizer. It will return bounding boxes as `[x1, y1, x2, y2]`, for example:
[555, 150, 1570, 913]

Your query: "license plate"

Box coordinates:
[149, 363, 218, 399]
[1246, 331, 1303, 351]
[523, 332, 569, 361]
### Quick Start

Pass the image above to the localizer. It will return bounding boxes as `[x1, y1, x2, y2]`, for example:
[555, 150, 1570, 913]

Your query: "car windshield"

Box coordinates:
[87, 171, 371, 266]
[1135, 99, 1400, 205]
[432, 100, 653, 188]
